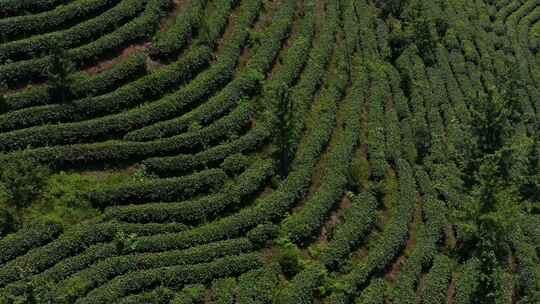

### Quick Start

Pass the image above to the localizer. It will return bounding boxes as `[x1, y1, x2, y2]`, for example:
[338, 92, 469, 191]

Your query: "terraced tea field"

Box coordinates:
[0, 0, 539, 303]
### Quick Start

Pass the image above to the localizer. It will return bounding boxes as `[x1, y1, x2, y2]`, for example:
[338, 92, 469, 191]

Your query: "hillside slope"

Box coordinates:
[0, 0, 538, 303]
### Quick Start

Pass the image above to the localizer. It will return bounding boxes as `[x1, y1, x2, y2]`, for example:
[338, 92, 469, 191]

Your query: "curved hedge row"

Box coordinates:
[235, 265, 281, 303]
[0, 0, 261, 136]
[384, 99, 403, 163]
[0, 45, 211, 136]
[126, 14, 355, 252]
[260, 0, 315, 90]
[116, 286, 175, 304]
[125, 72, 259, 141]
[388, 193, 448, 303]
[0, 0, 307, 168]
[150, 0, 209, 57]
[5, 52, 147, 111]
[0, 0, 169, 87]
[88, 168, 228, 208]
[0, 0, 122, 43]
[511, 229, 540, 302]
[286, 0, 337, 156]
[125, 0, 295, 141]
[319, 192, 377, 269]
[0, 79, 251, 152]
[353, 278, 386, 304]
[242, 0, 296, 72]
[118, 64, 244, 142]
[210, 277, 236, 304]
[521, 215, 540, 248]
[0, 220, 63, 265]
[0, 0, 148, 62]
[274, 264, 327, 304]
[151, 0, 211, 58]
[77, 253, 261, 304]
[0, 0, 72, 18]
[384, 62, 411, 120]
[0, 109, 265, 170]
[104, 157, 274, 224]
[414, 166, 436, 197]
[0, 222, 118, 288]
[366, 60, 390, 178]
[1, 222, 190, 297]
[281, 45, 359, 244]
[110, 0, 261, 142]
[0, 8, 321, 290]
[51, 238, 255, 302]
[170, 284, 206, 304]
[110, 0, 326, 261]
[325, 159, 417, 302]
[113, 150, 289, 249]
[454, 258, 481, 304]
[120, 0, 266, 142]
[387, 225, 437, 304]
[128, 64, 357, 260]
[421, 255, 453, 304]
[85, 99, 249, 163]
[141, 121, 270, 176]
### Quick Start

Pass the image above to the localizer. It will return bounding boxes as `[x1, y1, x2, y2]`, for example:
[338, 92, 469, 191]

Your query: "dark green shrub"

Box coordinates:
[221, 154, 251, 176]
[275, 239, 303, 278]
[0, 94, 7, 115]
[47, 45, 75, 104]
[0, 156, 50, 209]
[0, 208, 14, 236]
[247, 223, 279, 247]
[113, 230, 139, 254]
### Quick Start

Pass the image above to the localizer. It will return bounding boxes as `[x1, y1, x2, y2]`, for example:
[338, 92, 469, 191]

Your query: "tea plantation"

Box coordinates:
[0, 0, 538, 303]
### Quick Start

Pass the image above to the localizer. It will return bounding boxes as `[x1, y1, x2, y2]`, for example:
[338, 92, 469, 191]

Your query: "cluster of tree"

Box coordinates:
[0, 43, 75, 117]
[0, 157, 50, 235]
[382, 0, 448, 65]
[46, 44, 75, 104]
[453, 68, 536, 303]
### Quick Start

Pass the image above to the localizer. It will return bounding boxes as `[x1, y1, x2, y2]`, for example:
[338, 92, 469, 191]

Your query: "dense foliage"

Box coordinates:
[0, 0, 538, 303]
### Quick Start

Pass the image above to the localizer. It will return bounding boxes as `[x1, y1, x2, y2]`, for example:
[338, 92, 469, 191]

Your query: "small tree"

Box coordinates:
[47, 44, 74, 103]
[453, 67, 528, 303]
[114, 230, 139, 254]
[272, 83, 294, 177]
[0, 94, 8, 115]
[0, 81, 9, 114]
[377, 0, 408, 17]
[0, 156, 50, 210]
[400, 0, 439, 66]
[274, 237, 303, 279]
[0, 207, 14, 236]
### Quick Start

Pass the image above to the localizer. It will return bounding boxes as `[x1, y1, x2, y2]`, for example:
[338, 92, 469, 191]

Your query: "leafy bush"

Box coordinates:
[275, 238, 303, 278]
[0, 156, 50, 210]
[247, 223, 279, 247]
[221, 153, 251, 176]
